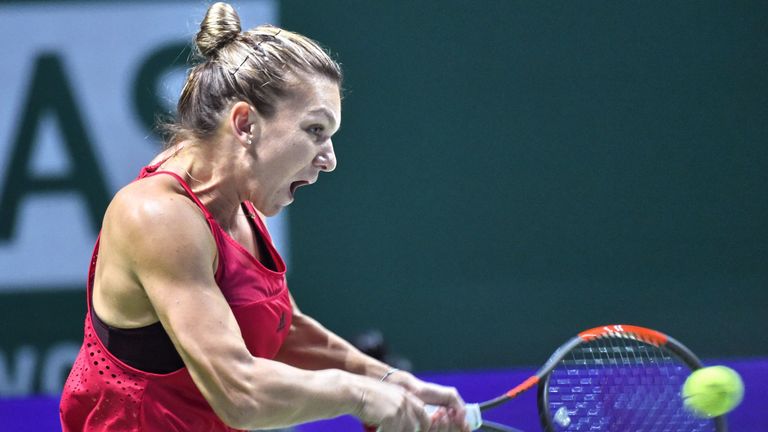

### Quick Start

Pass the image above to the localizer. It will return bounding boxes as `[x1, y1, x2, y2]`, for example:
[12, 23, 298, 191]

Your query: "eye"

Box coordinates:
[308, 125, 325, 137]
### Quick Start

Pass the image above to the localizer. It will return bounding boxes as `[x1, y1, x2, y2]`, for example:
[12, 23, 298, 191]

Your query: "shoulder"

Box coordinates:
[103, 175, 216, 263]
[108, 175, 201, 230]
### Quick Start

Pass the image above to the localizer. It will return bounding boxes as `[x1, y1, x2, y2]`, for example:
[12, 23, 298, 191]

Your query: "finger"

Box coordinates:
[434, 391, 467, 430]
[408, 393, 431, 432]
[433, 412, 452, 432]
[420, 389, 467, 430]
[447, 406, 470, 430]
[427, 409, 445, 431]
[431, 407, 447, 423]
[423, 385, 465, 408]
[444, 387, 465, 408]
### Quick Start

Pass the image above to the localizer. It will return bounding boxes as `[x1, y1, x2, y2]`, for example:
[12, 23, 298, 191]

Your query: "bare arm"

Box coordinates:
[276, 294, 471, 431]
[275, 293, 391, 377]
[111, 189, 430, 431]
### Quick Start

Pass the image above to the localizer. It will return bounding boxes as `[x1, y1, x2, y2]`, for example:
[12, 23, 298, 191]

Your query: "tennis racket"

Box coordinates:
[397, 324, 728, 431]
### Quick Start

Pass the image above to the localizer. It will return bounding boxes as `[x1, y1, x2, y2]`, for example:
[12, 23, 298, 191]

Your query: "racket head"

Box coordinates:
[536, 325, 727, 432]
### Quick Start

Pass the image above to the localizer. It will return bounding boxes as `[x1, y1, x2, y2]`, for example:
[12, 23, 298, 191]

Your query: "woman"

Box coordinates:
[59, 3, 469, 432]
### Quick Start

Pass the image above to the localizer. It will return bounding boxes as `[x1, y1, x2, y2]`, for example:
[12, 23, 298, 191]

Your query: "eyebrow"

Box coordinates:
[307, 107, 340, 133]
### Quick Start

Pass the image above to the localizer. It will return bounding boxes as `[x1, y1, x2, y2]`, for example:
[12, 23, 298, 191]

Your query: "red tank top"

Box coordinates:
[60, 164, 293, 431]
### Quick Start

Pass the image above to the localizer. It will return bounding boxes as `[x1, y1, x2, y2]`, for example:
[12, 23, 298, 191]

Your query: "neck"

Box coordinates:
[163, 141, 244, 231]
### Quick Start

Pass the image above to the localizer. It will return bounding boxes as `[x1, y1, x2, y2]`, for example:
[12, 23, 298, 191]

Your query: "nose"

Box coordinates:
[314, 140, 337, 172]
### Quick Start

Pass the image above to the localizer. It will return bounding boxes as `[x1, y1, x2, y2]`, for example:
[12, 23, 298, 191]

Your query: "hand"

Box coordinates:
[355, 378, 431, 432]
[387, 371, 471, 432]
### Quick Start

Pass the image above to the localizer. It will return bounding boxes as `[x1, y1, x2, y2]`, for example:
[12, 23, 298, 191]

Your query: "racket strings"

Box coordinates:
[545, 335, 715, 431]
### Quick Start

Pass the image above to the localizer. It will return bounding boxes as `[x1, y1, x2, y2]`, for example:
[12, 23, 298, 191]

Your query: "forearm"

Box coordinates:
[208, 357, 365, 429]
[154, 291, 370, 429]
[275, 312, 391, 378]
[267, 312, 467, 430]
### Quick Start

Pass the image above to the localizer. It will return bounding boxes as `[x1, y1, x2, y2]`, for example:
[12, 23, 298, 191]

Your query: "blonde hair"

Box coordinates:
[164, 2, 342, 145]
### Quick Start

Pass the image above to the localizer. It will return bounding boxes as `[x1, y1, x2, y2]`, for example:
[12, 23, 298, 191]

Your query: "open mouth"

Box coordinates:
[290, 181, 310, 197]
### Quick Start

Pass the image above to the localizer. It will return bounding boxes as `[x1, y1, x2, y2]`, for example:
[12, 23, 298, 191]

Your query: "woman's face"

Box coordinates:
[246, 74, 341, 216]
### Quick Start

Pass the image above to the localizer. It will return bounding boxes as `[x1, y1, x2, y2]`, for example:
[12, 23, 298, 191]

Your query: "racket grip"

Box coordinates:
[424, 403, 482, 431]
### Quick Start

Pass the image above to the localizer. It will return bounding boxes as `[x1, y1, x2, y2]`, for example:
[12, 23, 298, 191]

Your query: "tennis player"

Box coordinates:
[59, 2, 469, 432]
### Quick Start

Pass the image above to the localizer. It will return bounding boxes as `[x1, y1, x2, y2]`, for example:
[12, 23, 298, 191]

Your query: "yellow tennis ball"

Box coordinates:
[682, 366, 744, 418]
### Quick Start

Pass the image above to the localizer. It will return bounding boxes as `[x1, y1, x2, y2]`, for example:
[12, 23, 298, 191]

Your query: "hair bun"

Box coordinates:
[196, 2, 242, 58]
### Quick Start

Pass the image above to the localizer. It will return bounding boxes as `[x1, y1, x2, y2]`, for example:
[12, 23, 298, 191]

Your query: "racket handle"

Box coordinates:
[424, 403, 482, 431]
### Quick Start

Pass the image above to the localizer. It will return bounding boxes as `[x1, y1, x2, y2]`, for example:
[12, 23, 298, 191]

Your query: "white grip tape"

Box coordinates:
[424, 403, 482, 431]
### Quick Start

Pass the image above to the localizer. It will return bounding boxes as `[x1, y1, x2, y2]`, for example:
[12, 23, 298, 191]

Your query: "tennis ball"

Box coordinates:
[682, 366, 744, 418]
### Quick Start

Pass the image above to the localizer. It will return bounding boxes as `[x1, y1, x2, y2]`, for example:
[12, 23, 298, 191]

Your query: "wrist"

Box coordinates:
[381, 368, 417, 392]
[340, 372, 370, 420]
[379, 367, 400, 382]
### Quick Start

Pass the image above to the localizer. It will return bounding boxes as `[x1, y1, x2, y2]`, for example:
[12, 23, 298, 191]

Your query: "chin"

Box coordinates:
[249, 195, 286, 218]
[260, 202, 287, 218]
[262, 208, 283, 217]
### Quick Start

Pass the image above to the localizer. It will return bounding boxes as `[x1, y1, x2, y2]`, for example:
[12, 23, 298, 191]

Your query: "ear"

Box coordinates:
[229, 101, 260, 148]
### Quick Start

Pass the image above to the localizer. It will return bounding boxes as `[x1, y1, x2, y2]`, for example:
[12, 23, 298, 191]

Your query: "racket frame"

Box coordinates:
[478, 325, 728, 432]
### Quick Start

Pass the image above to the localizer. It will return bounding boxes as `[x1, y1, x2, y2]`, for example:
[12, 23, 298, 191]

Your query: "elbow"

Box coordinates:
[202, 357, 267, 429]
[200, 358, 302, 429]
[215, 392, 261, 430]
[204, 370, 263, 430]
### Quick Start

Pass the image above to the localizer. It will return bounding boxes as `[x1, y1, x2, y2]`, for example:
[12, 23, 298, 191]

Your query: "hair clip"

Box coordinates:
[230, 55, 250, 76]
[231, 29, 282, 75]
[257, 28, 281, 46]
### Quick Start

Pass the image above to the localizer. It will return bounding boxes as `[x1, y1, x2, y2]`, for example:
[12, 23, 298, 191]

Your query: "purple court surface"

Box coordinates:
[1, 358, 765, 431]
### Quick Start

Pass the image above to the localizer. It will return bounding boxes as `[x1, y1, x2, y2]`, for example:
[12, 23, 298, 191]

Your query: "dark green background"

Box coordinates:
[280, 0, 768, 369]
[1, 1, 766, 380]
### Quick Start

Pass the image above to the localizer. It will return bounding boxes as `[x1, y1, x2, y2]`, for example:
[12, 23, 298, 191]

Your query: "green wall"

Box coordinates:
[281, 1, 768, 369]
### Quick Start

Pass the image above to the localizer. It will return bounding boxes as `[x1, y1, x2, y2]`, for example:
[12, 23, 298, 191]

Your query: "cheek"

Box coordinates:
[283, 139, 315, 164]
